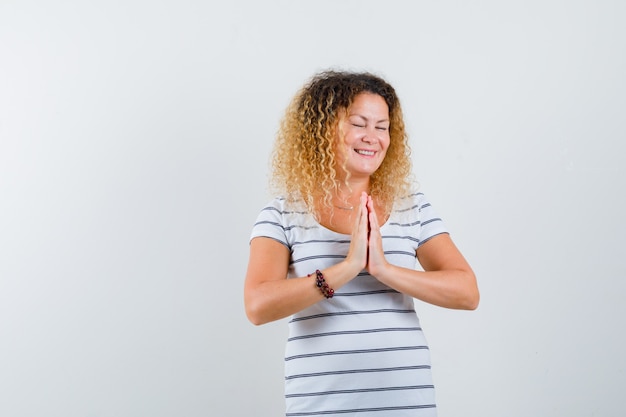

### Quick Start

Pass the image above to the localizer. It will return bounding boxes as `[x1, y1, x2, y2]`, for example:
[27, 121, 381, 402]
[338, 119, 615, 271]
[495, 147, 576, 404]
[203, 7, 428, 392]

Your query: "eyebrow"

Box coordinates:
[349, 114, 390, 124]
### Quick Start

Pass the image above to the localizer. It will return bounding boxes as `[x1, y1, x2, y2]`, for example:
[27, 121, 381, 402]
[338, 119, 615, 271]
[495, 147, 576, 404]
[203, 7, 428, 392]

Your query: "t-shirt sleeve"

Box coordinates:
[415, 192, 449, 247]
[249, 200, 290, 249]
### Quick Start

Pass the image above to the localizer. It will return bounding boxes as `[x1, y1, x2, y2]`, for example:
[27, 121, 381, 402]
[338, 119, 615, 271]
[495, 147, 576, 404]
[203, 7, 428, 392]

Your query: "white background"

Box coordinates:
[1, 1, 625, 416]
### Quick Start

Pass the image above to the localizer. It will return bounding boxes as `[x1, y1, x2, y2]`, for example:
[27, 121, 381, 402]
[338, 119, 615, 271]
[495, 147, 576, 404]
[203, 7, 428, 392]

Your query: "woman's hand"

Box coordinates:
[365, 195, 390, 277]
[363, 194, 479, 310]
[245, 194, 370, 325]
[344, 192, 369, 271]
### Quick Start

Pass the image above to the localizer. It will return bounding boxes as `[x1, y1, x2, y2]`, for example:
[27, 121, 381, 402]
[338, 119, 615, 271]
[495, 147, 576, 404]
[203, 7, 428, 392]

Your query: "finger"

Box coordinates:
[367, 196, 379, 230]
[358, 192, 369, 231]
[349, 194, 369, 255]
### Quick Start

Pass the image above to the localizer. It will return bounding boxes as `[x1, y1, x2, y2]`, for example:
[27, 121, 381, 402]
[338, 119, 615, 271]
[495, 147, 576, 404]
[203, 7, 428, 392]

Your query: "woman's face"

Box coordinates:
[334, 92, 390, 180]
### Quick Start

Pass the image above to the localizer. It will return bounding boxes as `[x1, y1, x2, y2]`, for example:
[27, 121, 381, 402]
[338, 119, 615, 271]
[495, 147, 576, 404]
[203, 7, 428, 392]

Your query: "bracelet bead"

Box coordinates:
[310, 269, 334, 299]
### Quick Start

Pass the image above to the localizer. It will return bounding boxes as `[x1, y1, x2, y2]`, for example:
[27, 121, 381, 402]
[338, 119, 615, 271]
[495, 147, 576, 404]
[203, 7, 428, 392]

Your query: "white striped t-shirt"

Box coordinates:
[250, 192, 448, 417]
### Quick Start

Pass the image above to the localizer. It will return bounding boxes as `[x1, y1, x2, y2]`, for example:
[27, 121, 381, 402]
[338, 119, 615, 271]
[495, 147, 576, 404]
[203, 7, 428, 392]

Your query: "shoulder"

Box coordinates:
[250, 197, 312, 245]
[256, 197, 309, 222]
[390, 192, 448, 245]
[393, 192, 427, 212]
[391, 192, 433, 219]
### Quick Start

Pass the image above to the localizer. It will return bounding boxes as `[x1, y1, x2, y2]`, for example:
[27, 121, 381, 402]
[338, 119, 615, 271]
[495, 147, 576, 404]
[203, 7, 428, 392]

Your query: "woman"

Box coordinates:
[244, 70, 479, 416]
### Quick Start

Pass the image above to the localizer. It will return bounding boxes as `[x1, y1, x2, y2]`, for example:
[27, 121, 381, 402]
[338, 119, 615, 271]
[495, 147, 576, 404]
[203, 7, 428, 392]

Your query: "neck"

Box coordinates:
[333, 179, 370, 210]
[337, 175, 370, 196]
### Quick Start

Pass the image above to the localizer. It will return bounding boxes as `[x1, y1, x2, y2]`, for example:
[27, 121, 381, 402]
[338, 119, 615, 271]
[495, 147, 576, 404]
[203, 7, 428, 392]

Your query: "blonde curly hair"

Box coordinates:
[270, 70, 413, 215]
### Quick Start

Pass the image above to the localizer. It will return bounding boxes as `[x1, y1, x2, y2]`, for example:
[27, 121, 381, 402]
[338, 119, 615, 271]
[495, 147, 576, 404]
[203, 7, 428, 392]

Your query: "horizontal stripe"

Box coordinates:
[287, 327, 422, 342]
[260, 206, 281, 214]
[253, 219, 284, 229]
[260, 206, 308, 216]
[286, 404, 436, 416]
[286, 385, 434, 398]
[383, 250, 416, 257]
[382, 235, 420, 243]
[254, 218, 320, 232]
[421, 218, 442, 226]
[387, 219, 421, 227]
[289, 309, 415, 323]
[292, 239, 352, 246]
[286, 364, 432, 380]
[255, 235, 289, 248]
[285, 345, 428, 362]
[336, 289, 398, 297]
[417, 231, 448, 247]
[394, 204, 420, 213]
[284, 225, 320, 231]
[292, 254, 346, 264]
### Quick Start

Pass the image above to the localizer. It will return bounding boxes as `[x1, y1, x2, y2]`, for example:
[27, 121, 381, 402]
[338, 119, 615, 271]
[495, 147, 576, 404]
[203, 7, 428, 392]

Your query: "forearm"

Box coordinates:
[245, 260, 362, 325]
[373, 263, 479, 310]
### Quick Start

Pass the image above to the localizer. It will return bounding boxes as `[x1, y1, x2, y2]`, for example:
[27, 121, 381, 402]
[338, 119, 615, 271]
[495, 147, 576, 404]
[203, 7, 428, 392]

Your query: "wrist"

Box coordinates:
[343, 258, 365, 278]
[330, 259, 363, 287]
[369, 260, 393, 283]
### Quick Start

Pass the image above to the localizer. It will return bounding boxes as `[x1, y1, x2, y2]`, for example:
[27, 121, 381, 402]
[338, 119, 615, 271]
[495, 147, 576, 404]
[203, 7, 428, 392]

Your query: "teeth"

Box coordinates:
[356, 150, 375, 156]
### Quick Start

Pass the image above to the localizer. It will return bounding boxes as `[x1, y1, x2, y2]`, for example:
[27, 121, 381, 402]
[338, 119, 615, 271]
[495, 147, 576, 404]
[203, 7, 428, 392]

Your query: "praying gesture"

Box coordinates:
[244, 70, 478, 417]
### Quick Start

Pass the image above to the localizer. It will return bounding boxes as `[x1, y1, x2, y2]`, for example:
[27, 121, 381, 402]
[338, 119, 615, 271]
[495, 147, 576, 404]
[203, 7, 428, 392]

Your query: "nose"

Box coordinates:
[362, 126, 377, 143]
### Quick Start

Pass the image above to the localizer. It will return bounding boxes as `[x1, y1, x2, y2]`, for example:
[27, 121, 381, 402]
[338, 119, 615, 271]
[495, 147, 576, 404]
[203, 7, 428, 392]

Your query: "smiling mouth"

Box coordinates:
[355, 149, 375, 156]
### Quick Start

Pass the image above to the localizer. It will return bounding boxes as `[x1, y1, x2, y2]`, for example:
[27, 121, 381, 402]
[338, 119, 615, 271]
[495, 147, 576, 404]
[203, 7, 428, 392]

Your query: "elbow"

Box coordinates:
[463, 290, 480, 310]
[247, 316, 265, 326]
[462, 277, 480, 311]
[244, 287, 263, 325]
[245, 304, 264, 326]
[246, 314, 268, 327]
[245, 310, 261, 326]
[244, 298, 272, 326]
[457, 271, 480, 310]
[454, 291, 479, 311]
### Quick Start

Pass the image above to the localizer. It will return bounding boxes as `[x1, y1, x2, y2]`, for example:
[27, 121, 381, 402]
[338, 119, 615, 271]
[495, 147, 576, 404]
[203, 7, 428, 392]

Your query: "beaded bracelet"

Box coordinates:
[310, 269, 334, 299]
